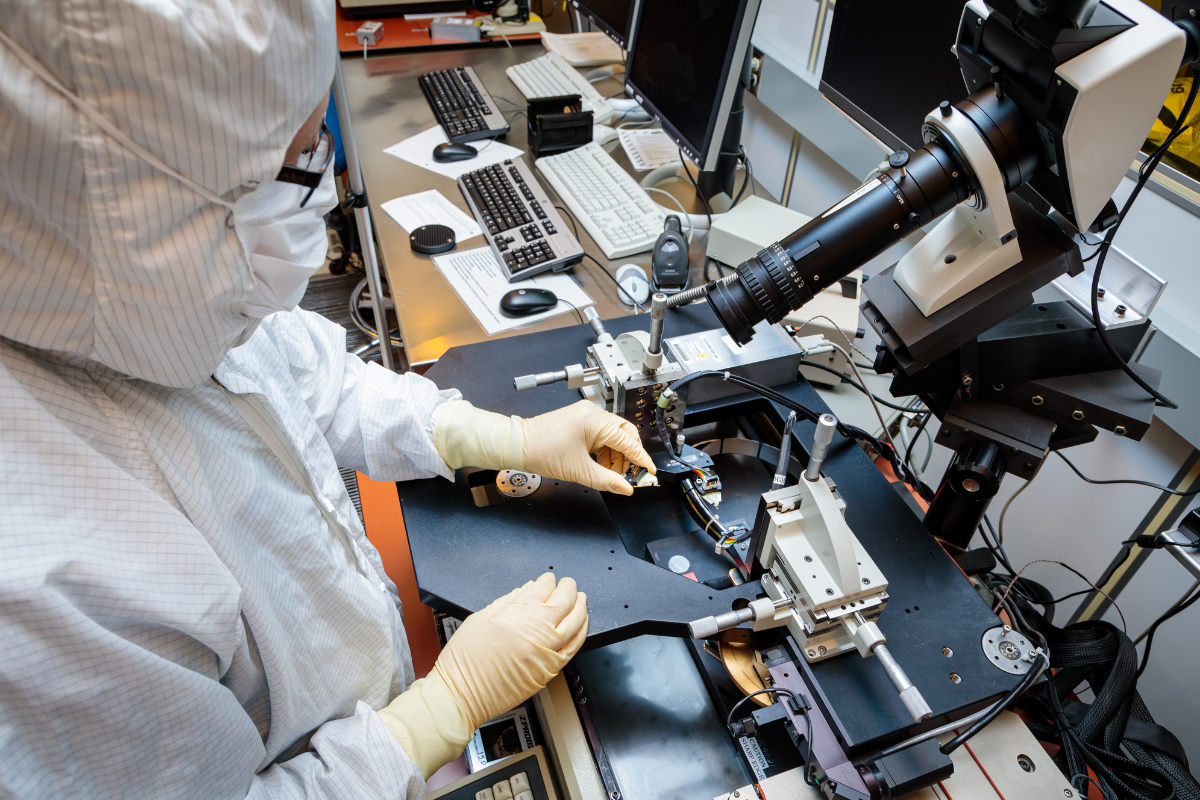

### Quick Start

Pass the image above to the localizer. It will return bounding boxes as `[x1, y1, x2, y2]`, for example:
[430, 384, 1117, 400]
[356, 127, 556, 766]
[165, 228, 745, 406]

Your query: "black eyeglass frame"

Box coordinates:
[276, 123, 335, 207]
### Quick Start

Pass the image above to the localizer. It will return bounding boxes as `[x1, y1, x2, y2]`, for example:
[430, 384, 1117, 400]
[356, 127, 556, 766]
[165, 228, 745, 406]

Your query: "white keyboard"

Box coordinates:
[506, 53, 615, 125]
[535, 141, 667, 259]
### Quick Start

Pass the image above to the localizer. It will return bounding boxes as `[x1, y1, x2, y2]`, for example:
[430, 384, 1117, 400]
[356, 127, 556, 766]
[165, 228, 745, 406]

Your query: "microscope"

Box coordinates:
[503, 0, 1198, 795]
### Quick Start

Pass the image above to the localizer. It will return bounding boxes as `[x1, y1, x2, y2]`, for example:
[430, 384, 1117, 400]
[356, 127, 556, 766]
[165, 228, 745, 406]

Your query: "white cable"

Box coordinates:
[643, 187, 694, 244]
[793, 316, 899, 455]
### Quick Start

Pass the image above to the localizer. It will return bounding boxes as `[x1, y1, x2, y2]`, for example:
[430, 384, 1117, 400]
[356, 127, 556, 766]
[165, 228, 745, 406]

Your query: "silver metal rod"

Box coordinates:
[513, 370, 568, 391]
[873, 643, 932, 722]
[868, 708, 991, 762]
[584, 306, 611, 343]
[804, 413, 838, 481]
[688, 607, 754, 639]
[648, 293, 668, 355]
[1161, 529, 1200, 582]
[333, 56, 395, 371]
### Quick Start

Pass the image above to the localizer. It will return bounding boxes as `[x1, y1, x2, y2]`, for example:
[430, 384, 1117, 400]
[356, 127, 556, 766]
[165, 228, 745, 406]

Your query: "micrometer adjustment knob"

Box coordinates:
[687, 607, 755, 639]
[513, 369, 568, 391]
[873, 643, 933, 722]
[804, 413, 838, 481]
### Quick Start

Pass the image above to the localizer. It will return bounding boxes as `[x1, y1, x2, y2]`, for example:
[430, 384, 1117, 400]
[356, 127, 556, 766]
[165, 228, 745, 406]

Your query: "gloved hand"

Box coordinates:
[435, 399, 654, 495]
[377, 573, 587, 778]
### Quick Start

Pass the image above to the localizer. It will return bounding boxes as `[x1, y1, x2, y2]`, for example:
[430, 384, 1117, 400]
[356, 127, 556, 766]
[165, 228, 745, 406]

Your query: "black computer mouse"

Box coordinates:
[432, 142, 479, 162]
[500, 288, 558, 318]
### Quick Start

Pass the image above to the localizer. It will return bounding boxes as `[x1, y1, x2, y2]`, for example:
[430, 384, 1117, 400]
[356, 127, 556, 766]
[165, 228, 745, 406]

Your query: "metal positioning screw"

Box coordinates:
[1017, 755, 1035, 773]
[962, 375, 973, 386]
[611, 793, 622, 800]
[1032, 395, 1044, 406]
[509, 473, 528, 487]
[1072, 410, 1085, 421]
[808, 649, 817, 657]
[1115, 304, 1127, 317]
[862, 577, 871, 585]
[893, 223, 900, 230]
[943, 646, 954, 657]
[1115, 425, 1127, 437]
[818, 646, 827, 655]
[993, 383, 1004, 391]
[1065, 790, 1074, 798]
[1097, 286, 1106, 298]
[804, 555, 813, 562]
[950, 672, 962, 684]
[826, 588, 835, 595]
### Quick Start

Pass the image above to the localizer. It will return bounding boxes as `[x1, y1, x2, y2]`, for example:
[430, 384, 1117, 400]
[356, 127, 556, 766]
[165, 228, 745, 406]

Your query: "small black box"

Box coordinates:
[527, 95, 593, 159]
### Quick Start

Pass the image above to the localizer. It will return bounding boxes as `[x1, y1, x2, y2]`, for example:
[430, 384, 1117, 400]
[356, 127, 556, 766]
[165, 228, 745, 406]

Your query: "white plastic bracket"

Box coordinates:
[894, 103, 1022, 316]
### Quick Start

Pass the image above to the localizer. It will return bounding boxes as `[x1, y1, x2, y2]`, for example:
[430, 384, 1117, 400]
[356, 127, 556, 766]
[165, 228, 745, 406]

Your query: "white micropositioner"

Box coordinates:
[689, 413, 933, 723]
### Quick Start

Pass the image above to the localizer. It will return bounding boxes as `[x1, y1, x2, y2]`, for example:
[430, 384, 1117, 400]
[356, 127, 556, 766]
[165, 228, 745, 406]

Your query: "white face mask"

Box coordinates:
[0, 19, 338, 388]
[234, 136, 339, 319]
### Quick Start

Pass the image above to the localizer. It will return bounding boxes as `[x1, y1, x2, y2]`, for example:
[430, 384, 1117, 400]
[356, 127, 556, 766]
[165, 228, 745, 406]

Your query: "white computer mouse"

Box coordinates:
[615, 263, 650, 306]
[593, 124, 618, 146]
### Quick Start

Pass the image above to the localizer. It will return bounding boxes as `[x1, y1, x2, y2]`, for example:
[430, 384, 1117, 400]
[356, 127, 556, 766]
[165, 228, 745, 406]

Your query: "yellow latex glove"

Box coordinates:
[377, 573, 587, 778]
[434, 399, 655, 495]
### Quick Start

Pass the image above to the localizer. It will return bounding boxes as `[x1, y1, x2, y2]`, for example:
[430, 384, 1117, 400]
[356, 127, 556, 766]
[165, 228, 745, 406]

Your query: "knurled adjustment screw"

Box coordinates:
[889, 150, 909, 169]
[939, 100, 952, 117]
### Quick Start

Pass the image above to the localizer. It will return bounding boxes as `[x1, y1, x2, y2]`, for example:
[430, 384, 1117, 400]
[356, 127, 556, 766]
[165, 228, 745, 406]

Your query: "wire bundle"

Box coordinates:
[661, 371, 930, 502]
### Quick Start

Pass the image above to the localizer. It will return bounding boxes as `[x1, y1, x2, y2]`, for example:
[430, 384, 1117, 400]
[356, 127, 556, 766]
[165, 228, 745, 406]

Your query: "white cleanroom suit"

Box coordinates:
[0, 3, 650, 798]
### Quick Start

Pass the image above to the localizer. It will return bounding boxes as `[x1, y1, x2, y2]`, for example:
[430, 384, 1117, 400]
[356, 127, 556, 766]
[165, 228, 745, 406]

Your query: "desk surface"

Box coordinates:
[336, 4, 545, 54]
[339, 45, 750, 367]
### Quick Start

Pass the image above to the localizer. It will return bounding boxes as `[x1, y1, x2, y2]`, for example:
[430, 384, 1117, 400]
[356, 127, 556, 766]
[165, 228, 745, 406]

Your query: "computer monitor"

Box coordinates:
[623, 0, 762, 179]
[569, 0, 639, 49]
[819, 0, 970, 153]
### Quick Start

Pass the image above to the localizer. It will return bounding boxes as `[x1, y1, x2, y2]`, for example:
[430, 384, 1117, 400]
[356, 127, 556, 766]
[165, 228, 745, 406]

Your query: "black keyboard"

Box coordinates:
[418, 66, 510, 144]
[458, 157, 584, 281]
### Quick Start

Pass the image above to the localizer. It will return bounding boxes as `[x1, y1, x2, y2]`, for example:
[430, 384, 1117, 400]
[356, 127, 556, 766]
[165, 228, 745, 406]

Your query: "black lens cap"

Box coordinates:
[410, 224, 456, 255]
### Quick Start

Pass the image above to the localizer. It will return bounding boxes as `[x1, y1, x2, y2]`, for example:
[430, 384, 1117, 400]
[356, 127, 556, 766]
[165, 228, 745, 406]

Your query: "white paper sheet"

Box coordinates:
[540, 31, 624, 66]
[433, 247, 594, 335]
[618, 128, 683, 171]
[381, 190, 482, 242]
[383, 125, 524, 180]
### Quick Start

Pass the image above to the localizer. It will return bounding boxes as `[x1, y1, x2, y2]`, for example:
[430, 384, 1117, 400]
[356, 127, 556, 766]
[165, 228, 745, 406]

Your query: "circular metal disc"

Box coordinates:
[981, 625, 1035, 674]
[667, 555, 691, 574]
[496, 470, 541, 497]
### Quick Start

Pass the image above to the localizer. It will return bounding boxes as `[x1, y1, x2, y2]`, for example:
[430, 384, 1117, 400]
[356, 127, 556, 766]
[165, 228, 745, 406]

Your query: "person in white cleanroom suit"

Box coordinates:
[0, 4, 654, 798]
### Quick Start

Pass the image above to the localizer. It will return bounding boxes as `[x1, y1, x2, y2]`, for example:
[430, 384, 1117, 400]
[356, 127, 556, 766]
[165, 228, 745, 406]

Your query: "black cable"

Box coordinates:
[1137, 586, 1200, 677]
[774, 411, 797, 486]
[940, 653, 1047, 755]
[731, 146, 752, 207]
[1087, 66, 1197, 410]
[585, 252, 644, 312]
[663, 370, 927, 498]
[799, 360, 931, 415]
[1056, 451, 1200, 497]
[558, 296, 587, 325]
[680, 148, 713, 229]
[554, 205, 646, 313]
[902, 409, 934, 477]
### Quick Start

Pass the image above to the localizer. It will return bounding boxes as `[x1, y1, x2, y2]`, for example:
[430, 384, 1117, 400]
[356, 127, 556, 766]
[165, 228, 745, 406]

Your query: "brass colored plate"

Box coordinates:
[718, 641, 772, 707]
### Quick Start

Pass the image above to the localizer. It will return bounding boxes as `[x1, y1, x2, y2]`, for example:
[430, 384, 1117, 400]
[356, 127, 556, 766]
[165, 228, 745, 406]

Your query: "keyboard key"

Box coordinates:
[475, 790, 495, 800]
[509, 772, 531, 791]
[492, 782, 513, 800]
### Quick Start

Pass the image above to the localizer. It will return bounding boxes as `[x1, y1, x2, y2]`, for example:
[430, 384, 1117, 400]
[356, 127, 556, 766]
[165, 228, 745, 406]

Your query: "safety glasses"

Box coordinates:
[276, 123, 335, 207]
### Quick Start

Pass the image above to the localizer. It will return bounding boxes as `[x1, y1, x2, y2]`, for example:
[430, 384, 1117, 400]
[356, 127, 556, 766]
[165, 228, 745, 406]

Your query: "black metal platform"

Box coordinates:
[399, 303, 1018, 752]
